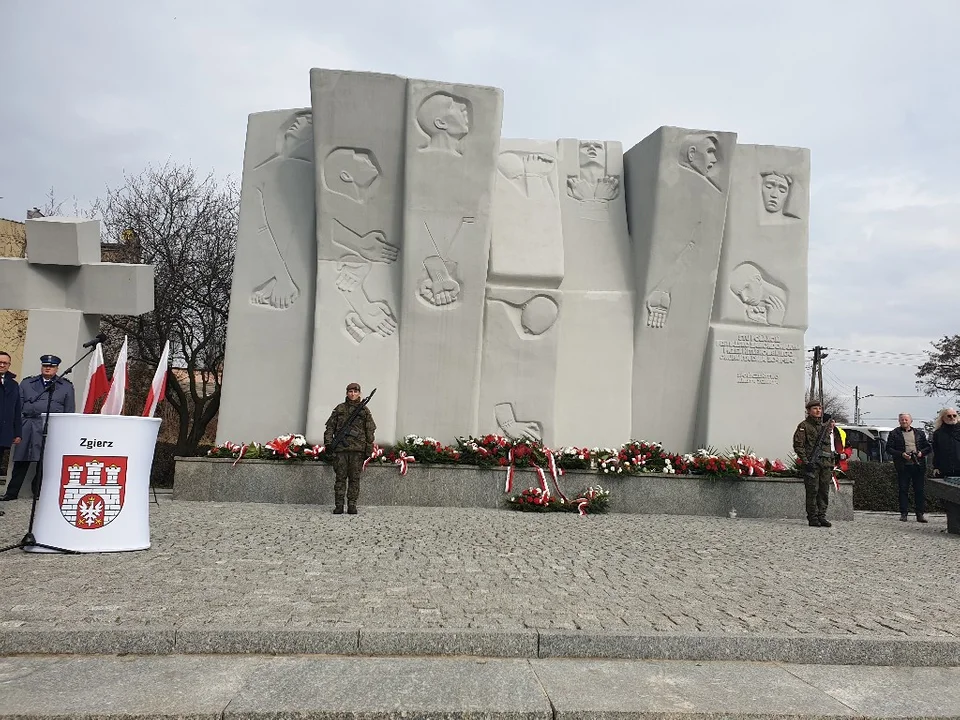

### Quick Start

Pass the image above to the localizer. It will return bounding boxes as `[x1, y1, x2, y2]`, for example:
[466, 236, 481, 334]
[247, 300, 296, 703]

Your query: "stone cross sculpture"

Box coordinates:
[218, 68, 810, 461]
[0, 217, 154, 391]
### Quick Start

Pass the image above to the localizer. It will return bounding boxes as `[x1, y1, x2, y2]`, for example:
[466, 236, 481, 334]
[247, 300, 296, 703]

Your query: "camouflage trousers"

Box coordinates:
[803, 465, 833, 520]
[332, 451, 364, 505]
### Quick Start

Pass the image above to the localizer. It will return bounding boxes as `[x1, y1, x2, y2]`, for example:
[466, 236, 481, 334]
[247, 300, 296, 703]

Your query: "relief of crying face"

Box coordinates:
[579, 141, 606, 183]
[761, 172, 791, 213]
[735, 274, 765, 306]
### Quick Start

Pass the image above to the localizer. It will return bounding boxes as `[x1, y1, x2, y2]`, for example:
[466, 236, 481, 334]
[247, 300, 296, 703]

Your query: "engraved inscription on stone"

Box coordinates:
[249, 110, 314, 310]
[494, 401, 543, 442]
[737, 372, 780, 385]
[718, 333, 800, 364]
[729, 262, 787, 326]
[678, 133, 722, 192]
[415, 92, 471, 156]
[566, 141, 621, 207]
[498, 151, 557, 199]
[321, 148, 381, 204]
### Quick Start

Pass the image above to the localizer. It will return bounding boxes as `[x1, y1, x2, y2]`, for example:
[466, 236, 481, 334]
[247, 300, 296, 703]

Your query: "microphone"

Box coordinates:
[82, 333, 108, 349]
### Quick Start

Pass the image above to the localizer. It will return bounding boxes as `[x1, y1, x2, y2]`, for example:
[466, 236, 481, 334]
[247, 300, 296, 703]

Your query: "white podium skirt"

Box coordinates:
[28, 414, 162, 553]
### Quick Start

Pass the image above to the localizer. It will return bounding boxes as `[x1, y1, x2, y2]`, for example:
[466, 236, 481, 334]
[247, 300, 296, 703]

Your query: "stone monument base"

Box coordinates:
[173, 458, 854, 520]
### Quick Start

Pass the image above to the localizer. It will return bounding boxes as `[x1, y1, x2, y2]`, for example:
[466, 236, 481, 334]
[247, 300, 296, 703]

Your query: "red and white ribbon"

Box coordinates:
[832, 472, 841, 492]
[362, 443, 383, 470]
[545, 449, 567, 502]
[394, 451, 416, 476]
[504, 448, 515, 493]
[232, 443, 248, 468]
[576, 498, 589, 516]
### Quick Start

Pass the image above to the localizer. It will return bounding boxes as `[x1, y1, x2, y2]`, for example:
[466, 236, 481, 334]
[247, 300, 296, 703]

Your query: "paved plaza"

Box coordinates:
[0, 497, 956, 638]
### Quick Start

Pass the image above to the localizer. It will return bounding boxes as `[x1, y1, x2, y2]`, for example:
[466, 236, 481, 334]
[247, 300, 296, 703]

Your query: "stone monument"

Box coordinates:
[0, 218, 154, 391]
[217, 69, 810, 460]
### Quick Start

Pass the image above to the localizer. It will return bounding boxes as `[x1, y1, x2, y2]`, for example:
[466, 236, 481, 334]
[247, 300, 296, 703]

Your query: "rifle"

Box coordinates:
[805, 413, 834, 472]
[325, 388, 377, 453]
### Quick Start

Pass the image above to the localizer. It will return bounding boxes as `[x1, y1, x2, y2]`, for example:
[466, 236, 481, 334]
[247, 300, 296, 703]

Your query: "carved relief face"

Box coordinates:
[735, 275, 764, 305]
[282, 114, 313, 156]
[761, 173, 791, 213]
[686, 137, 718, 176]
[423, 95, 469, 138]
[579, 141, 605, 169]
[347, 153, 380, 189]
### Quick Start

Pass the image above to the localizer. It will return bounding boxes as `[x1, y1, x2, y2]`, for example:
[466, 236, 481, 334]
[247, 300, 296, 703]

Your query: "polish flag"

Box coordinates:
[143, 340, 170, 418]
[82, 342, 110, 413]
[100, 336, 128, 416]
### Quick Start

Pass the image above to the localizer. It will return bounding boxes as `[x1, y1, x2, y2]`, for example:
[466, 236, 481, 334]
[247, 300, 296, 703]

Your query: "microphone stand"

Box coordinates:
[0, 345, 97, 554]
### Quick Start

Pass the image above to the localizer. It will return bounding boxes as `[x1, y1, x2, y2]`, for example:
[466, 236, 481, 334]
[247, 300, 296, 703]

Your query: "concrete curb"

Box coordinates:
[2, 627, 960, 666]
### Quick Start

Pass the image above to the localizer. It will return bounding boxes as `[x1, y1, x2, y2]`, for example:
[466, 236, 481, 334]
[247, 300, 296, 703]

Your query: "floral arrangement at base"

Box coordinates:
[505, 485, 610, 515]
[205, 434, 796, 483]
[596, 441, 688, 475]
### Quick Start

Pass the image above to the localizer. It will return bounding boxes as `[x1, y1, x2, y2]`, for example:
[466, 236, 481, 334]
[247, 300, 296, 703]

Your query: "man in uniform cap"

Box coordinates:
[0, 354, 75, 502]
[323, 382, 376, 515]
[792, 399, 836, 527]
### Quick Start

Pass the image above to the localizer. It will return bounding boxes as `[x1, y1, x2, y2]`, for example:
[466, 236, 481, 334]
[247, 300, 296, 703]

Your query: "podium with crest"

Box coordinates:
[28, 413, 161, 553]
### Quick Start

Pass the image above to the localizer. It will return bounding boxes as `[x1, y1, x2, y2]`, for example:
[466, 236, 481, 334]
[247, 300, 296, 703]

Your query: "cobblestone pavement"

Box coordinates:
[0, 499, 956, 637]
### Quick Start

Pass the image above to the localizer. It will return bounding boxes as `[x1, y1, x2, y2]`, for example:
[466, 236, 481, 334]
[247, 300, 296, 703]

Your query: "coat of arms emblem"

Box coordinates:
[59, 455, 129, 529]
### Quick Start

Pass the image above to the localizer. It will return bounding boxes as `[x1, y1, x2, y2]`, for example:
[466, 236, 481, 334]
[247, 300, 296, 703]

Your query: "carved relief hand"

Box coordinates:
[645, 290, 671, 329]
[745, 305, 769, 324]
[594, 176, 620, 201]
[523, 153, 555, 177]
[352, 230, 399, 264]
[345, 313, 370, 342]
[251, 276, 299, 310]
[358, 301, 398, 337]
[421, 255, 461, 306]
[335, 267, 364, 292]
[501, 419, 542, 443]
[567, 176, 591, 201]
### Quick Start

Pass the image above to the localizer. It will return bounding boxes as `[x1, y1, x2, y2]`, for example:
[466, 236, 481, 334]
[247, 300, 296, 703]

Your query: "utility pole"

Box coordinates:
[808, 346, 827, 406]
[854, 385, 859, 425]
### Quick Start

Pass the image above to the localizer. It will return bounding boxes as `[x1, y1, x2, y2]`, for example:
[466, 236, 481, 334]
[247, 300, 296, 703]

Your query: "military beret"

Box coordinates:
[40, 354, 62, 366]
[346, 382, 361, 392]
[805, 399, 822, 409]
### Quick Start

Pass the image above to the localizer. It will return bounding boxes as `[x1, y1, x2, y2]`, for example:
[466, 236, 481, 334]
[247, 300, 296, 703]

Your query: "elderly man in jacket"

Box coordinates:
[886, 413, 932, 523]
[0, 354, 75, 502]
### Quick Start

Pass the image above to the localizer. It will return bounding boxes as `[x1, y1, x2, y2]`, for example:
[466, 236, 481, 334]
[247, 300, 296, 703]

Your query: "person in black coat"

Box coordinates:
[931, 407, 960, 479]
[885, 413, 932, 523]
[0, 351, 22, 514]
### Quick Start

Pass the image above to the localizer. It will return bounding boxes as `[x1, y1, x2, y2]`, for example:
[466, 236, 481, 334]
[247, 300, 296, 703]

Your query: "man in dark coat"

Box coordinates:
[885, 413, 932, 523]
[792, 399, 836, 527]
[0, 354, 75, 502]
[931, 407, 960, 480]
[0, 351, 22, 514]
[323, 382, 376, 515]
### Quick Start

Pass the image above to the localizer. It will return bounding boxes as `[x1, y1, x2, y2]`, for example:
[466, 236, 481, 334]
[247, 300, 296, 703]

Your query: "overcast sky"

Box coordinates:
[2, 0, 957, 426]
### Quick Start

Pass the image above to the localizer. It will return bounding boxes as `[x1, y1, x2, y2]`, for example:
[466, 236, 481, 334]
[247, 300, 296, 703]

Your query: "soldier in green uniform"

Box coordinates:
[323, 382, 376, 515]
[792, 399, 835, 527]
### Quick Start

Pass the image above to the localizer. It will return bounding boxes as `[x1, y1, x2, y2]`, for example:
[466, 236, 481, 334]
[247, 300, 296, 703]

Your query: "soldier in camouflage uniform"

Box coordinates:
[792, 399, 835, 527]
[323, 382, 376, 515]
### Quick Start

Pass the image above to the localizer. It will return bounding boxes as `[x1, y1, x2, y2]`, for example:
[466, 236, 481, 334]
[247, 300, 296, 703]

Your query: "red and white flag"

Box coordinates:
[143, 340, 170, 418]
[100, 336, 128, 416]
[82, 342, 110, 413]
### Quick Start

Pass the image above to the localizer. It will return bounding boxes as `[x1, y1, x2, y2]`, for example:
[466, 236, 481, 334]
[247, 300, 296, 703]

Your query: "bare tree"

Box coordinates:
[91, 161, 238, 455]
[917, 335, 960, 404]
[805, 389, 851, 423]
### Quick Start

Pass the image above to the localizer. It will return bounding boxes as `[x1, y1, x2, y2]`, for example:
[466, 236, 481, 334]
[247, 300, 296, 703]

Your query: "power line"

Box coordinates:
[828, 348, 927, 357]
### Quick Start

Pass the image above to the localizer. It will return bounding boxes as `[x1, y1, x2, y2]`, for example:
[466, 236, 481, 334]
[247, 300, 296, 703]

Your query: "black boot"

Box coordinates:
[347, 504, 358, 515]
[808, 518, 821, 527]
[917, 514, 928, 523]
[900, 513, 908, 521]
[333, 498, 344, 514]
[818, 517, 832, 528]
